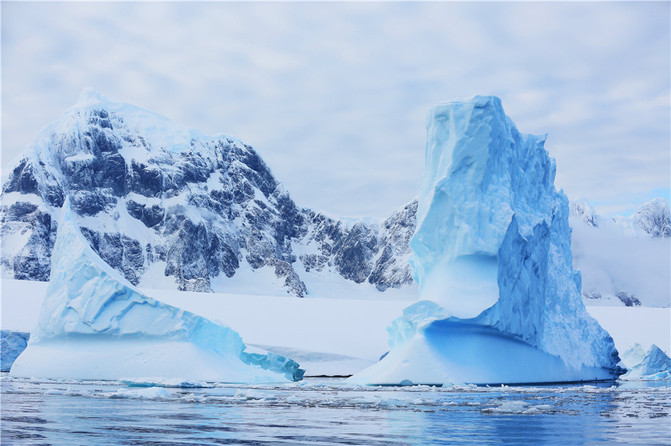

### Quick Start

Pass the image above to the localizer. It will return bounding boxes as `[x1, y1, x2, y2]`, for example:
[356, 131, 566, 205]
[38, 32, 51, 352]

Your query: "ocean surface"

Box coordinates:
[1, 375, 669, 445]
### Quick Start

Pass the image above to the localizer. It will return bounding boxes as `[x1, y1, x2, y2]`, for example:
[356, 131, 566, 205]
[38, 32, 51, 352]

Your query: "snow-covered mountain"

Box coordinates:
[1, 90, 415, 298]
[569, 198, 670, 307]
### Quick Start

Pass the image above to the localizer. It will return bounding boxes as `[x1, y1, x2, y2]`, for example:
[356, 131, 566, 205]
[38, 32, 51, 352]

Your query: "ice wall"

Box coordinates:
[354, 96, 623, 385]
[11, 200, 304, 382]
[1, 331, 29, 372]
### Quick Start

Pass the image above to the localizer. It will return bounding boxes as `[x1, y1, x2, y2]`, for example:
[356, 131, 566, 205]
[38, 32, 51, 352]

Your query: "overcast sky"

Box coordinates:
[2, 2, 669, 219]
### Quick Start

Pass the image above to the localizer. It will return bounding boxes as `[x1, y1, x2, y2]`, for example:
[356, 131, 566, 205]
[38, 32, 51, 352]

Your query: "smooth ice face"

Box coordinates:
[410, 96, 555, 313]
[354, 96, 622, 385]
[11, 200, 304, 383]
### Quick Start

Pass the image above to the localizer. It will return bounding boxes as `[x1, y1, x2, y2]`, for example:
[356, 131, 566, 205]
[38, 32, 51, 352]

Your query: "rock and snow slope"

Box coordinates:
[353, 96, 623, 385]
[570, 198, 670, 307]
[1, 89, 415, 297]
[10, 199, 303, 382]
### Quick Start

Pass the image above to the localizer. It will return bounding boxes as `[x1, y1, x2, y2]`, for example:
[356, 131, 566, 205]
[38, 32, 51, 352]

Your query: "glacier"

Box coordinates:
[10, 199, 304, 382]
[352, 96, 623, 385]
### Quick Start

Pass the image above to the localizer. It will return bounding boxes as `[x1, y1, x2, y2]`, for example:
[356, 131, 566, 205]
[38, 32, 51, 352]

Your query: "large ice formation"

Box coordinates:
[352, 96, 623, 385]
[1, 330, 30, 372]
[620, 344, 671, 381]
[10, 200, 304, 382]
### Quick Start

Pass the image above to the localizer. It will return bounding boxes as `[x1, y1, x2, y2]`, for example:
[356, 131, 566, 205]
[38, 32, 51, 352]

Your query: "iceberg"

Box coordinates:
[621, 344, 671, 381]
[10, 199, 304, 382]
[352, 96, 623, 385]
[1, 330, 30, 372]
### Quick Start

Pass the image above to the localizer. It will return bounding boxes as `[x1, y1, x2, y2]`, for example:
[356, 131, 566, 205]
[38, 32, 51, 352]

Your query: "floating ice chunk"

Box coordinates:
[120, 377, 214, 388]
[0, 330, 29, 372]
[10, 200, 303, 383]
[103, 387, 173, 400]
[481, 401, 553, 414]
[621, 344, 671, 381]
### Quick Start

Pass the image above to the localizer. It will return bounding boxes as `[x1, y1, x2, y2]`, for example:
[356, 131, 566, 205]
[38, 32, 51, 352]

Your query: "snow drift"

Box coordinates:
[353, 96, 623, 385]
[10, 199, 304, 382]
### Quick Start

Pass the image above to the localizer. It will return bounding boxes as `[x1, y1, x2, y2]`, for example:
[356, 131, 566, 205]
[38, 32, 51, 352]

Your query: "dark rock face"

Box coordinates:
[615, 291, 641, 307]
[368, 201, 417, 291]
[1, 100, 417, 296]
[1, 202, 56, 281]
[633, 198, 671, 238]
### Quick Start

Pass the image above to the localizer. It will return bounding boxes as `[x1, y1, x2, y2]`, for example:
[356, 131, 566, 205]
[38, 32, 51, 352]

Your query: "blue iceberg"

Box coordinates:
[1, 331, 30, 372]
[10, 199, 303, 382]
[622, 344, 671, 381]
[353, 96, 623, 385]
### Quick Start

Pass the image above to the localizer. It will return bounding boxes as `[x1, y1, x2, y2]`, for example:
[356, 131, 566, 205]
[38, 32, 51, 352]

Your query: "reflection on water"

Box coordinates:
[1, 376, 669, 445]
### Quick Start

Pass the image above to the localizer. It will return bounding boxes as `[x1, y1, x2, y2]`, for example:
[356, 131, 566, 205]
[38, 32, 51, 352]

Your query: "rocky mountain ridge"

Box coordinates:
[1, 91, 415, 297]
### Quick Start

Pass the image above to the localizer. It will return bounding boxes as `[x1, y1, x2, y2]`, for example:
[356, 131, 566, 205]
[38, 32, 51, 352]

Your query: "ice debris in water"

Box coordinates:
[10, 199, 304, 383]
[352, 96, 623, 386]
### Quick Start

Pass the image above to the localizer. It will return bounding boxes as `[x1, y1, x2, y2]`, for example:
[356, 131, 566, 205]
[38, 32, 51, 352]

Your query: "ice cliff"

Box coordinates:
[1, 330, 29, 372]
[353, 96, 623, 385]
[10, 199, 304, 382]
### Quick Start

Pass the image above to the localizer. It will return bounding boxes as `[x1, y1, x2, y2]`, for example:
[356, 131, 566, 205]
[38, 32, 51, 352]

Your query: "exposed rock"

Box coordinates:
[1, 92, 415, 297]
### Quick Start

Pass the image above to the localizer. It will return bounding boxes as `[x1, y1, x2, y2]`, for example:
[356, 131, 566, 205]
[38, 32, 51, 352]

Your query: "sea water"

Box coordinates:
[1, 375, 669, 445]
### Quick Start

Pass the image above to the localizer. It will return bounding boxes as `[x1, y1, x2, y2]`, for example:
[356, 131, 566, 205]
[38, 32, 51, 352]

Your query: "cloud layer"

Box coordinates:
[2, 2, 669, 218]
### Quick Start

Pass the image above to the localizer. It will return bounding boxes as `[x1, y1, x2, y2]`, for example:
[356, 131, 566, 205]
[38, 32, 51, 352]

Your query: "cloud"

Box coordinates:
[2, 2, 669, 218]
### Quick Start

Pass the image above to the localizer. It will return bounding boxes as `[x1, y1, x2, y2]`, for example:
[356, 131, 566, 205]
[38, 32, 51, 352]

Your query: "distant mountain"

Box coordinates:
[571, 197, 671, 238]
[1, 90, 415, 298]
[569, 198, 670, 307]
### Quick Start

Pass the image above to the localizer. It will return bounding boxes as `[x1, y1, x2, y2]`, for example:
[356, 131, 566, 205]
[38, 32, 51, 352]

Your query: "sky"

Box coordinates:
[2, 1, 669, 219]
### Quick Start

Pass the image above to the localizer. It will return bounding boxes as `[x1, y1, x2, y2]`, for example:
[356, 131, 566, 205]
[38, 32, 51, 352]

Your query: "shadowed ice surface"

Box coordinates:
[1, 376, 669, 445]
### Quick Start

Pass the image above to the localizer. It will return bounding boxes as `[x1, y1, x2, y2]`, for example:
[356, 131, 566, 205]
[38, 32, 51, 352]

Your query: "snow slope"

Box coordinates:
[353, 96, 623, 385]
[10, 200, 303, 382]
